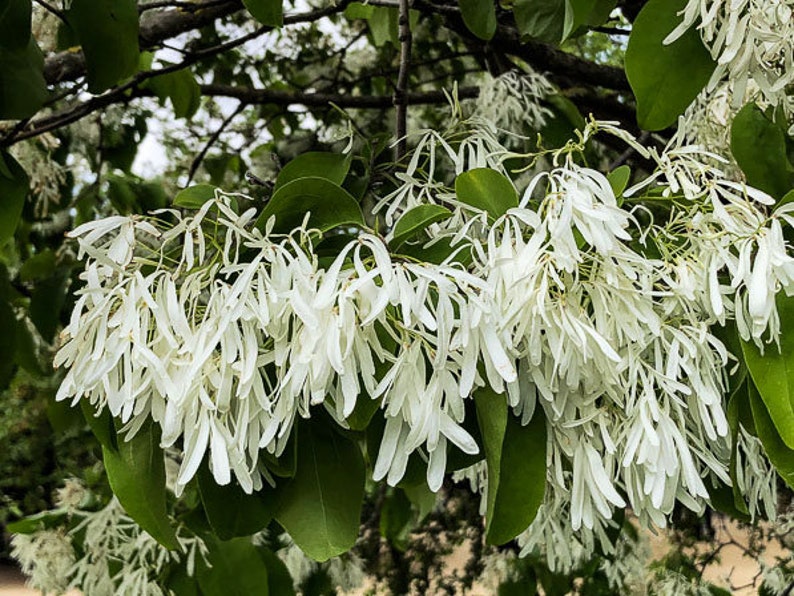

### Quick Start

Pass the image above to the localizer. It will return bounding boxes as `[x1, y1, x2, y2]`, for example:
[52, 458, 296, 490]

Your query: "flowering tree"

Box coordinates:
[3, 0, 794, 593]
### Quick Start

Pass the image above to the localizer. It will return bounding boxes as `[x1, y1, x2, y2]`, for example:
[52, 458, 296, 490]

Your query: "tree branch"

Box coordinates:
[42, 0, 349, 87]
[394, 0, 413, 161]
[413, 0, 631, 93]
[187, 102, 245, 184]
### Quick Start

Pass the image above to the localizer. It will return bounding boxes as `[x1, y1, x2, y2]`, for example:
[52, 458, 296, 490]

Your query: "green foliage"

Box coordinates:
[741, 294, 794, 449]
[475, 388, 546, 545]
[66, 0, 139, 93]
[514, 0, 574, 45]
[174, 184, 218, 209]
[255, 177, 365, 234]
[390, 204, 452, 251]
[197, 536, 270, 596]
[146, 68, 201, 120]
[626, 0, 715, 130]
[459, 0, 497, 41]
[0, 0, 46, 119]
[102, 423, 179, 549]
[243, 0, 283, 27]
[731, 103, 793, 199]
[197, 461, 279, 540]
[748, 380, 794, 489]
[455, 168, 518, 221]
[0, 153, 29, 247]
[274, 151, 352, 191]
[275, 420, 365, 561]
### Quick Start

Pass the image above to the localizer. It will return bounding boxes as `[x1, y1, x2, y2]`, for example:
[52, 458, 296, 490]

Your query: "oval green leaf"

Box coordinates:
[197, 536, 270, 596]
[741, 294, 794, 450]
[625, 0, 715, 131]
[390, 204, 452, 251]
[459, 0, 496, 41]
[748, 380, 794, 489]
[455, 168, 518, 221]
[174, 184, 217, 209]
[0, 152, 28, 246]
[731, 103, 792, 200]
[243, 0, 283, 27]
[255, 176, 365, 234]
[103, 423, 179, 550]
[66, 0, 139, 93]
[197, 461, 279, 540]
[275, 421, 365, 561]
[274, 152, 352, 191]
[474, 388, 546, 545]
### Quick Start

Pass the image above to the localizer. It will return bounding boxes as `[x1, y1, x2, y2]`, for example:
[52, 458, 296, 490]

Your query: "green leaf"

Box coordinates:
[174, 184, 218, 209]
[243, 0, 283, 27]
[258, 546, 296, 596]
[607, 165, 631, 198]
[344, 2, 375, 19]
[748, 380, 794, 489]
[0, 297, 17, 390]
[197, 536, 269, 596]
[459, 0, 496, 41]
[29, 269, 68, 343]
[777, 189, 794, 211]
[741, 294, 794, 449]
[0, 38, 47, 119]
[197, 461, 279, 540]
[731, 103, 793, 200]
[379, 488, 412, 550]
[6, 509, 68, 534]
[514, 0, 574, 45]
[81, 401, 118, 451]
[66, 0, 139, 93]
[274, 152, 352, 191]
[475, 388, 546, 544]
[402, 482, 436, 522]
[625, 0, 715, 131]
[0, 0, 32, 51]
[0, 153, 29, 248]
[19, 250, 56, 282]
[390, 205, 452, 251]
[103, 423, 179, 549]
[570, 0, 617, 29]
[366, 6, 419, 47]
[398, 236, 473, 266]
[255, 177, 365, 235]
[146, 68, 201, 119]
[275, 421, 365, 561]
[455, 168, 518, 221]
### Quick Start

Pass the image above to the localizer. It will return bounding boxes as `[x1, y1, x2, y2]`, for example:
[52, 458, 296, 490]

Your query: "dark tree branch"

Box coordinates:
[200, 84, 480, 108]
[33, 0, 67, 22]
[413, 0, 631, 93]
[4, 3, 353, 148]
[187, 102, 245, 184]
[394, 0, 413, 161]
[43, 0, 241, 86]
[42, 0, 349, 87]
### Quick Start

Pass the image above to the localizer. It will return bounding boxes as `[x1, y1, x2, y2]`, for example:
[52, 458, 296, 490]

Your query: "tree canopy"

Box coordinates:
[4, 0, 794, 594]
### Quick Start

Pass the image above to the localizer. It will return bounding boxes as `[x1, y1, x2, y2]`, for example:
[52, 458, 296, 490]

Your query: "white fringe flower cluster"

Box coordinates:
[12, 494, 205, 596]
[667, 0, 794, 131]
[56, 96, 794, 565]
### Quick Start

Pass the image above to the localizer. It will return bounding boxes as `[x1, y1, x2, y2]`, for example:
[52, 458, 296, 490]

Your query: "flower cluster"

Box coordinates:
[56, 87, 794, 565]
[667, 0, 794, 131]
[11, 492, 205, 596]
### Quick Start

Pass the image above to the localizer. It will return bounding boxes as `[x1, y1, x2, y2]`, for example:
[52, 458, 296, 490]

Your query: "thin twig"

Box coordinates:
[33, 0, 67, 21]
[393, 0, 412, 161]
[187, 102, 245, 184]
[1, 2, 351, 148]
